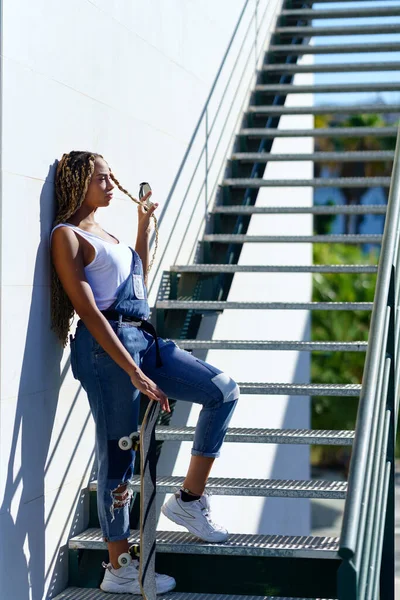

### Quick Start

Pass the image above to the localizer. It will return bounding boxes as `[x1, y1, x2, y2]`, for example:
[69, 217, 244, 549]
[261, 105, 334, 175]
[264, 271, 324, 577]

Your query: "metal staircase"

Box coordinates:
[55, 1, 400, 599]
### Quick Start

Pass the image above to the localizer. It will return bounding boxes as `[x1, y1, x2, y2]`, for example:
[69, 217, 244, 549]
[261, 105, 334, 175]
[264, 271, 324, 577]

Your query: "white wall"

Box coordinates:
[0, 0, 311, 599]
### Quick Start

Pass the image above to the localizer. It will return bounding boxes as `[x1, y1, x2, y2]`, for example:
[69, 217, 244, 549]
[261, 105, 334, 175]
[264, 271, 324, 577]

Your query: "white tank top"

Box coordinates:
[50, 223, 135, 310]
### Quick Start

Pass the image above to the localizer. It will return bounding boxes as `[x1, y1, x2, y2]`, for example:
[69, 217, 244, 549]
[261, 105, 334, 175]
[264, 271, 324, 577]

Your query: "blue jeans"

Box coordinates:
[69, 316, 239, 542]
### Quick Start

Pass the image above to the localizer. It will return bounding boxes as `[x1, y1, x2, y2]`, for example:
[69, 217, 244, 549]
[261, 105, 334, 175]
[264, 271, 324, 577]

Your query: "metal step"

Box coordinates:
[282, 6, 400, 18]
[170, 264, 378, 273]
[231, 151, 395, 162]
[255, 82, 400, 94]
[89, 476, 348, 499]
[239, 126, 398, 138]
[275, 23, 400, 36]
[262, 61, 400, 73]
[155, 425, 355, 445]
[172, 340, 368, 351]
[269, 42, 400, 54]
[53, 590, 333, 600]
[236, 383, 361, 396]
[212, 204, 386, 215]
[248, 104, 400, 115]
[222, 177, 391, 188]
[203, 234, 382, 244]
[69, 527, 340, 559]
[156, 300, 373, 310]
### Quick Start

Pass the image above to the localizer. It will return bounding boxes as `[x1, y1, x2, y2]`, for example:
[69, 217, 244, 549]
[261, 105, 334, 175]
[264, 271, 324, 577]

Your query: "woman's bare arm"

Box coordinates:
[51, 227, 141, 375]
[51, 226, 170, 409]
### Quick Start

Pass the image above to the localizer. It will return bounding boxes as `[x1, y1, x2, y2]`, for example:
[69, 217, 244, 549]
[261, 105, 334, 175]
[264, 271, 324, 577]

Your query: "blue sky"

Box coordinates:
[312, 0, 400, 106]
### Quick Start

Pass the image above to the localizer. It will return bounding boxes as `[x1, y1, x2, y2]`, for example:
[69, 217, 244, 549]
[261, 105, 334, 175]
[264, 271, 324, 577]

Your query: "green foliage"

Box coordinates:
[311, 244, 379, 466]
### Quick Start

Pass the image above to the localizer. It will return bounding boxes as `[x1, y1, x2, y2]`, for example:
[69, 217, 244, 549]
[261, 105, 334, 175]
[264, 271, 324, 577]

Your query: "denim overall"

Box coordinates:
[69, 248, 239, 542]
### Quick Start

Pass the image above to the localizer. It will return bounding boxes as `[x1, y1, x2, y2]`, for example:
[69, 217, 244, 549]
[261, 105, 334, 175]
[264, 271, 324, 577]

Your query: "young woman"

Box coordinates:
[49, 150, 240, 595]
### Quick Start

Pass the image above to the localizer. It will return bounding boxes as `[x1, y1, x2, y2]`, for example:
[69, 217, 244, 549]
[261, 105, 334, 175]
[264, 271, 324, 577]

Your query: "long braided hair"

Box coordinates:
[50, 150, 158, 348]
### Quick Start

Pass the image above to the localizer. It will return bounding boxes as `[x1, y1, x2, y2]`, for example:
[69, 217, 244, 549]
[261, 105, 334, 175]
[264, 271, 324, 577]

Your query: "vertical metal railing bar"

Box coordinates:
[367, 418, 392, 600]
[367, 409, 392, 600]
[255, 0, 259, 70]
[205, 108, 209, 220]
[359, 352, 392, 598]
[394, 244, 400, 427]
[379, 267, 397, 599]
[339, 129, 400, 560]
[356, 307, 391, 586]
[376, 459, 393, 599]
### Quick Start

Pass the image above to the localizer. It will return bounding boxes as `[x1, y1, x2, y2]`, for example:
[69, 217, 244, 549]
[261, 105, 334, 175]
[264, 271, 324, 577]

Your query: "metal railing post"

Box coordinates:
[380, 268, 396, 599]
[205, 109, 209, 223]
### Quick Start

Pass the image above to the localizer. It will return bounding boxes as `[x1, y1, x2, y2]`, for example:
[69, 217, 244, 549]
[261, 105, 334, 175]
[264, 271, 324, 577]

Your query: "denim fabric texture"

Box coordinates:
[69, 248, 239, 542]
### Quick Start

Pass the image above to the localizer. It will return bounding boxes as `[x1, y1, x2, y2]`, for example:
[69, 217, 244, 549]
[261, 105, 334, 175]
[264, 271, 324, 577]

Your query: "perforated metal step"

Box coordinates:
[222, 177, 390, 188]
[154, 426, 355, 445]
[172, 339, 368, 351]
[239, 383, 361, 396]
[231, 151, 394, 162]
[269, 42, 400, 54]
[203, 234, 382, 244]
[282, 6, 400, 18]
[275, 23, 400, 36]
[248, 104, 400, 115]
[212, 204, 386, 215]
[239, 127, 397, 138]
[89, 476, 347, 499]
[69, 528, 340, 559]
[170, 265, 378, 273]
[156, 300, 373, 311]
[255, 82, 400, 94]
[261, 61, 400, 73]
[53, 590, 335, 600]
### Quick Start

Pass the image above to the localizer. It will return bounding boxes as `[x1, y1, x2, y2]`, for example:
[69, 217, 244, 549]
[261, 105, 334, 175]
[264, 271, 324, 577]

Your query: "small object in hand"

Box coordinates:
[139, 182, 154, 210]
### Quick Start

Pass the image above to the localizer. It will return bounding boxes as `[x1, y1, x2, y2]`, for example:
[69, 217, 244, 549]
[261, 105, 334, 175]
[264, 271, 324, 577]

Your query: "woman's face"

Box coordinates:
[84, 156, 115, 209]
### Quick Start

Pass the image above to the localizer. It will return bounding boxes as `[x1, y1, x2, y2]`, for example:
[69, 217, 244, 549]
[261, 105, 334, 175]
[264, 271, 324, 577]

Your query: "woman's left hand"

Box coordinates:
[137, 190, 159, 235]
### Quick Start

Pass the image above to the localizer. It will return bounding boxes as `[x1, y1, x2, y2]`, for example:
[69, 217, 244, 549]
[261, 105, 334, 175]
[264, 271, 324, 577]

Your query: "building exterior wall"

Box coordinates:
[0, 1, 311, 599]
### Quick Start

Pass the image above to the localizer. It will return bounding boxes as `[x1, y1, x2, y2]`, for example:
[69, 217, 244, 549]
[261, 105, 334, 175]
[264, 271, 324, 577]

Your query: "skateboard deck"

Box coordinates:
[138, 399, 160, 600]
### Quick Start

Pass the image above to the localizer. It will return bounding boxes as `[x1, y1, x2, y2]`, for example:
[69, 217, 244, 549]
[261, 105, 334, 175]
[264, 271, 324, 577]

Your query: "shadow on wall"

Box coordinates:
[0, 161, 94, 600]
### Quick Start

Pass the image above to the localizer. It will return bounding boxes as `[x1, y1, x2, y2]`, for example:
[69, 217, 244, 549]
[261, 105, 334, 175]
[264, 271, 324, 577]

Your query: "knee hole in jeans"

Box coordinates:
[211, 373, 240, 403]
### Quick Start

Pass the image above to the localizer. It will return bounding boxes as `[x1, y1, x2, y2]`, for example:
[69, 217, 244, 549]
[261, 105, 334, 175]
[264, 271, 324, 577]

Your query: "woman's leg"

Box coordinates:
[72, 323, 176, 594]
[141, 338, 239, 540]
[183, 455, 214, 495]
[142, 338, 239, 464]
[73, 324, 141, 551]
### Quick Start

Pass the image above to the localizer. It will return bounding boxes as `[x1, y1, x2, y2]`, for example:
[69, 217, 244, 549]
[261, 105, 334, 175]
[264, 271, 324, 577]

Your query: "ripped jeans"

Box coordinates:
[69, 317, 239, 542]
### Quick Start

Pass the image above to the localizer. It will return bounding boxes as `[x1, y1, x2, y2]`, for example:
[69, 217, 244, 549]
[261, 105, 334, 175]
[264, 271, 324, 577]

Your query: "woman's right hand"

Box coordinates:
[129, 367, 170, 412]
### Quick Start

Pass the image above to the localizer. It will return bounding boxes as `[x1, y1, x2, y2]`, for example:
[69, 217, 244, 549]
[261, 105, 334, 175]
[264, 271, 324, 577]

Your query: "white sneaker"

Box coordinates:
[100, 558, 176, 595]
[161, 491, 228, 543]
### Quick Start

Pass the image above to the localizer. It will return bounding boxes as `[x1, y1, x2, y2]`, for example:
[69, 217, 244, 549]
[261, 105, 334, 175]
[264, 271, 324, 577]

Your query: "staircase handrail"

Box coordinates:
[338, 125, 400, 598]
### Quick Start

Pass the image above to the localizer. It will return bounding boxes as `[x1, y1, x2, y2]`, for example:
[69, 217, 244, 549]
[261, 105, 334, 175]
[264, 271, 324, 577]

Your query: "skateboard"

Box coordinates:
[138, 399, 160, 600]
[117, 399, 160, 600]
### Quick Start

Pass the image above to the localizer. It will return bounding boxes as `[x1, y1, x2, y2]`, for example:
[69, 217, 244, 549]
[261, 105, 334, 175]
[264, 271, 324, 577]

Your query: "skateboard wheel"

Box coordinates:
[129, 431, 139, 440]
[118, 436, 133, 451]
[118, 552, 132, 567]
